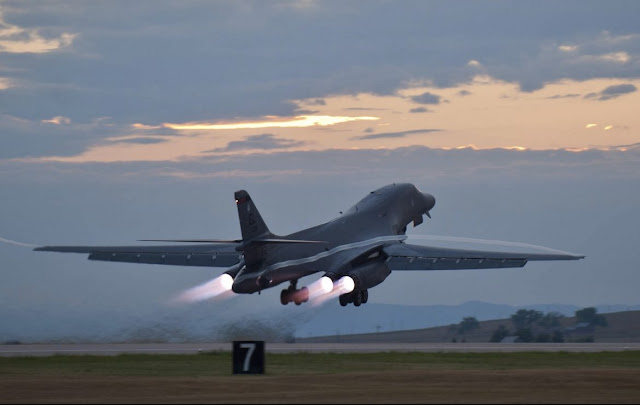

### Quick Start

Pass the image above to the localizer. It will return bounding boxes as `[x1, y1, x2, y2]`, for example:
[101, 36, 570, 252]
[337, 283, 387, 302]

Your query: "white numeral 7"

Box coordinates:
[240, 343, 256, 372]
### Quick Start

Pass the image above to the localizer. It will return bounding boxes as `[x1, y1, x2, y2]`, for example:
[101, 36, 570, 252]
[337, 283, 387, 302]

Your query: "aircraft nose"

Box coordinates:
[422, 193, 436, 212]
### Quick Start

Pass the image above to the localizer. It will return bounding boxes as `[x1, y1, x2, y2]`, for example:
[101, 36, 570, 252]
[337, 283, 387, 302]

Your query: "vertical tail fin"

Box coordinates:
[234, 190, 272, 241]
[234, 190, 273, 272]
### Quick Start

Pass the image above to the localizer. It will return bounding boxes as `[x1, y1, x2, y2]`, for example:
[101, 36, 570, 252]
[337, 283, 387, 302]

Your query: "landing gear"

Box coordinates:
[280, 280, 309, 305]
[280, 289, 290, 305]
[339, 289, 369, 307]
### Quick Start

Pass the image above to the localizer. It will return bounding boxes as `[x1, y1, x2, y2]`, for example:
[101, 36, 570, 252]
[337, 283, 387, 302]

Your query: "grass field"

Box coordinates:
[2, 351, 640, 403]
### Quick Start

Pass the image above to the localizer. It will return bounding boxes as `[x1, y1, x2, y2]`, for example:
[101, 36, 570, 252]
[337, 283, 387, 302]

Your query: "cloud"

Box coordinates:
[132, 123, 162, 130]
[306, 98, 326, 105]
[0, 1, 639, 161]
[613, 142, 640, 151]
[0, 77, 12, 90]
[0, 113, 125, 159]
[110, 137, 168, 145]
[345, 107, 388, 111]
[3, 145, 639, 187]
[490, 29, 640, 92]
[410, 92, 441, 105]
[598, 52, 630, 63]
[547, 93, 580, 99]
[210, 134, 306, 152]
[601, 83, 637, 97]
[0, 11, 75, 53]
[41, 116, 71, 125]
[164, 115, 379, 130]
[558, 45, 578, 52]
[0, 1, 638, 127]
[584, 83, 637, 101]
[352, 128, 441, 140]
[409, 107, 429, 113]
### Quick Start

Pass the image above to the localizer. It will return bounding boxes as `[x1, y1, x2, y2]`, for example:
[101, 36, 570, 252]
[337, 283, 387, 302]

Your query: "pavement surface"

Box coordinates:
[2, 342, 640, 357]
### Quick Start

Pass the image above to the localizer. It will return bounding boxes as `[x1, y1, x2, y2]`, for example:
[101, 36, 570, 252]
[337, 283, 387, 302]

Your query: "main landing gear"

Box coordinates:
[280, 280, 309, 306]
[339, 289, 369, 307]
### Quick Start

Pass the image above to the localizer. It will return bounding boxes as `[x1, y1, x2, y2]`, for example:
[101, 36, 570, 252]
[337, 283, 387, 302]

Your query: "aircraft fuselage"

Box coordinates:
[231, 183, 435, 294]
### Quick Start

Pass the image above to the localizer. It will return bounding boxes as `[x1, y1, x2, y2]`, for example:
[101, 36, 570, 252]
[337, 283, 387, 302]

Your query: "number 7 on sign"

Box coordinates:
[240, 343, 256, 372]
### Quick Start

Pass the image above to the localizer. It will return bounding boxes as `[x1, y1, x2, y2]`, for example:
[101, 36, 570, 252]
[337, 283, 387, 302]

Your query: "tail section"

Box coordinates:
[235, 190, 272, 241]
[234, 190, 328, 273]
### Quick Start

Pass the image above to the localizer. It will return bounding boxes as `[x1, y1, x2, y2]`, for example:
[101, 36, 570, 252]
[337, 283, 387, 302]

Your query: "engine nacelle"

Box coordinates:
[224, 261, 245, 279]
[345, 261, 391, 291]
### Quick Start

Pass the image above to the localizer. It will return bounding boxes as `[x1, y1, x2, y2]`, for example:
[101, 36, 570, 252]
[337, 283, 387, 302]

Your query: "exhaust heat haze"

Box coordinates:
[172, 273, 235, 304]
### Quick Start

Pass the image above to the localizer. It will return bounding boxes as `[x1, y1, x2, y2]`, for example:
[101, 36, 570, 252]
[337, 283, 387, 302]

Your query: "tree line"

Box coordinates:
[451, 307, 607, 343]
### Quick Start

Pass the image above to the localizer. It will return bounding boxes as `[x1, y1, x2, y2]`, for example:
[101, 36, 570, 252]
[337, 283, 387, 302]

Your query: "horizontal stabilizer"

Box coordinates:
[139, 238, 327, 245]
[252, 238, 328, 244]
[138, 239, 242, 243]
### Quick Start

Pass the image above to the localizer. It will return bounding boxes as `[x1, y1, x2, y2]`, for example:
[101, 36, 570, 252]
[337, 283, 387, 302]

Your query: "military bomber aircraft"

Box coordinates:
[35, 183, 584, 306]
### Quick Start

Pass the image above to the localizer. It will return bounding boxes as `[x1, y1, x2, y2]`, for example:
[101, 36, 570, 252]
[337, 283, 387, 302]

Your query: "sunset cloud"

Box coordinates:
[410, 92, 442, 105]
[0, 12, 75, 53]
[584, 83, 637, 101]
[352, 129, 441, 141]
[210, 134, 306, 153]
[42, 116, 71, 125]
[164, 115, 379, 130]
[598, 51, 630, 63]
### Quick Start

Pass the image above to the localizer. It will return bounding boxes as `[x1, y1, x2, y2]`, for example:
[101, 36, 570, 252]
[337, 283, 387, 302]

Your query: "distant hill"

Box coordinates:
[294, 301, 640, 338]
[297, 310, 640, 343]
[3, 298, 638, 344]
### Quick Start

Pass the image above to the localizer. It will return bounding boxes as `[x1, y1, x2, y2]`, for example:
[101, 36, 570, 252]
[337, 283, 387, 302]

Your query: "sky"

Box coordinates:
[1, 0, 639, 341]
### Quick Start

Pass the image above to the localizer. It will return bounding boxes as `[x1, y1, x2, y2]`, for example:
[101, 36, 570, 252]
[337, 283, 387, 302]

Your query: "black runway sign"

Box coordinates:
[232, 341, 265, 374]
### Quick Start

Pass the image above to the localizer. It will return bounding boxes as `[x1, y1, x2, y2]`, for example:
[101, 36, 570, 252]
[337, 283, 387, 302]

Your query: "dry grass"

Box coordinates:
[1, 352, 640, 403]
[2, 369, 640, 403]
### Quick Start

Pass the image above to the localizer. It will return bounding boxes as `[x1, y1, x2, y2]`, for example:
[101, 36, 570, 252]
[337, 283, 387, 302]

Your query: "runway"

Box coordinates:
[1, 342, 639, 357]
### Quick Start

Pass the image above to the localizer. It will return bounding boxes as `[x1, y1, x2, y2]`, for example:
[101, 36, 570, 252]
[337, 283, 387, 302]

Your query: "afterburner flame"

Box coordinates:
[305, 276, 334, 300]
[335, 276, 355, 294]
[309, 276, 355, 307]
[172, 273, 235, 304]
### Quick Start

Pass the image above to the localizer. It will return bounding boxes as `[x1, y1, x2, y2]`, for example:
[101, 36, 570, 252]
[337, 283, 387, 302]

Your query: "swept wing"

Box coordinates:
[34, 243, 242, 268]
[384, 243, 584, 271]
